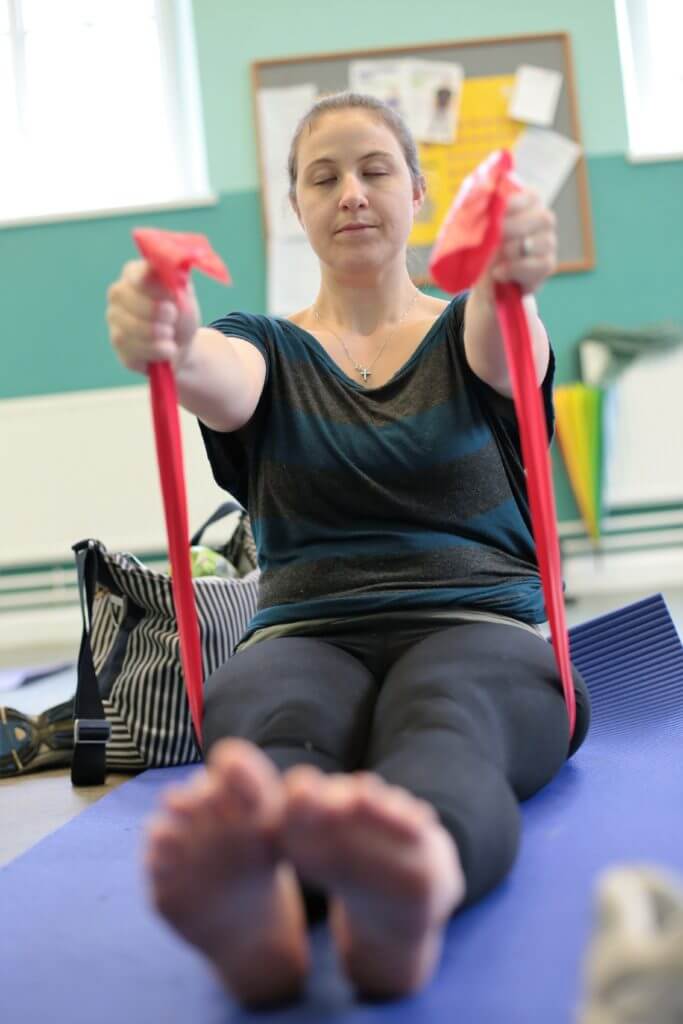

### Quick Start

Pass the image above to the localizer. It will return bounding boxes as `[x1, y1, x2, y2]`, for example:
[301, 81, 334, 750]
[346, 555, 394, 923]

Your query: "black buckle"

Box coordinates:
[73, 718, 111, 745]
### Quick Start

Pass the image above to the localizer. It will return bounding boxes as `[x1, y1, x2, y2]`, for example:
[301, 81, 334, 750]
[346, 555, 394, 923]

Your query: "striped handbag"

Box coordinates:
[71, 502, 259, 786]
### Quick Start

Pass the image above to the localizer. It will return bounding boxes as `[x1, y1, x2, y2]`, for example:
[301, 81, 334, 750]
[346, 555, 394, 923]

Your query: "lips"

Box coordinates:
[337, 223, 376, 233]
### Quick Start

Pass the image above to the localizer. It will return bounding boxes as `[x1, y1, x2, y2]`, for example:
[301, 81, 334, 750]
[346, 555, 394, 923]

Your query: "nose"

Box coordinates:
[338, 173, 369, 211]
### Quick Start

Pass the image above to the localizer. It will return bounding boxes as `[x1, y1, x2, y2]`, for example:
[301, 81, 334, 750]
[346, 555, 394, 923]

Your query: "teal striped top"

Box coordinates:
[199, 294, 555, 640]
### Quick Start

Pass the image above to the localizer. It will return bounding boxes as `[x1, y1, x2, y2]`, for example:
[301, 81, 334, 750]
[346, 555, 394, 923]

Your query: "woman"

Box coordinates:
[106, 92, 590, 1007]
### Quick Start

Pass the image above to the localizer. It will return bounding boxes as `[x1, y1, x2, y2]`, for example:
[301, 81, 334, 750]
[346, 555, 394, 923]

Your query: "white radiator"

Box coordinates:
[0, 386, 226, 652]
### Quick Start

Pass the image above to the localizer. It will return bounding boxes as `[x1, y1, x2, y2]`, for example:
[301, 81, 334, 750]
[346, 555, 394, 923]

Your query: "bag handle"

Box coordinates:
[190, 500, 245, 547]
[70, 540, 111, 787]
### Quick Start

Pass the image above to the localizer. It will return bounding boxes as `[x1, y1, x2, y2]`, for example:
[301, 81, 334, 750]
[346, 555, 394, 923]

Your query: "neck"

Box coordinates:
[312, 262, 419, 336]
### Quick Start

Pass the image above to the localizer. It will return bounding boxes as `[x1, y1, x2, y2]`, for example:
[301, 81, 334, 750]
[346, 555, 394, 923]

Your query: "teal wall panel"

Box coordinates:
[3, 155, 680, 403]
[1, 194, 265, 398]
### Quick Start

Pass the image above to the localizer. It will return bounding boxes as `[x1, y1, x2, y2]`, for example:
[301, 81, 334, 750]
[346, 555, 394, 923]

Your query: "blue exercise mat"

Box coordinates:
[1, 596, 682, 1023]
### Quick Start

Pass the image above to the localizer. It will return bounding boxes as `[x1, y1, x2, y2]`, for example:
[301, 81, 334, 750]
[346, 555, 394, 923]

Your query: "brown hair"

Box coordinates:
[287, 91, 426, 206]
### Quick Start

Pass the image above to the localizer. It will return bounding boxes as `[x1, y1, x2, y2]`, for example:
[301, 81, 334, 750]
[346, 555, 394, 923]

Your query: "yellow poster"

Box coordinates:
[410, 75, 526, 248]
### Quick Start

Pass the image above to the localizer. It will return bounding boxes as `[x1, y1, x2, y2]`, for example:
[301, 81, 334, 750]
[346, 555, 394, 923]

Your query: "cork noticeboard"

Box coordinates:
[252, 32, 595, 286]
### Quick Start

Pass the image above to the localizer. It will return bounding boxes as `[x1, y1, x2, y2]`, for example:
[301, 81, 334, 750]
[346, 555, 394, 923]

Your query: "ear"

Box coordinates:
[412, 174, 426, 216]
[289, 194, 303, 228]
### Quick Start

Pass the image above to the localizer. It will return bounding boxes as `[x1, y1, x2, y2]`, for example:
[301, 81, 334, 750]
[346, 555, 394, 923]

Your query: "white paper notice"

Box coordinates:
[401, 59, 464, 144]
[513, 128, 581, 206]
[349, 58, 464, 144]
[349, 60, 410, 120]
[267, 237, 320, 317]
[509, 65, 563, 127]
[257, 84, 318, 239]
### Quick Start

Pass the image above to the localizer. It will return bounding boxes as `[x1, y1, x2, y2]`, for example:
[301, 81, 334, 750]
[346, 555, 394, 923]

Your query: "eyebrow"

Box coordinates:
[304, 150, 395, 172]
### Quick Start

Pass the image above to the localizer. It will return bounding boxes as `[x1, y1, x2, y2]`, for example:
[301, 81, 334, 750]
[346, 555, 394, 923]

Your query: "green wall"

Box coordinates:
[3, 155, 682, 401]
[2, 0, 682, 522]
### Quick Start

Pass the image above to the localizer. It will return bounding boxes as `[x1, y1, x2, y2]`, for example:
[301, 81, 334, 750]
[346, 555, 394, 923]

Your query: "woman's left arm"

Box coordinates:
[463, 188, 557, 397]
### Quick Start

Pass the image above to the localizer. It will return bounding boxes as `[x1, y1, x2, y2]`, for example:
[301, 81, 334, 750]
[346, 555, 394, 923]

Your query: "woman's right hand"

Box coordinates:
[106, 260, 201, 375]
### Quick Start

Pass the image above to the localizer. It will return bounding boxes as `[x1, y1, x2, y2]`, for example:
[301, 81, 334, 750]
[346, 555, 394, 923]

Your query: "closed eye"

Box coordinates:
[313, 172, 388, 186]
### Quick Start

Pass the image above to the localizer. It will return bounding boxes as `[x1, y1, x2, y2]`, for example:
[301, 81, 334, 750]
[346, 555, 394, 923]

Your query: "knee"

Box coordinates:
[203, 665, 320, 756]
[202, 643, 376, 767]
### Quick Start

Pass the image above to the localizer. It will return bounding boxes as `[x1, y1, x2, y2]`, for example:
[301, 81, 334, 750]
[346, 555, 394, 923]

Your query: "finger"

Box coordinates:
[500, 232, 556, 265]
[502, 207, 556, 243]
[121, 259, 176, 302]
[506, 187, 543, 214]
[492, 254, 556, 287]
[107, 281, 172, 324]
[110, 332, 177, 370]
[108, 309, 177, 365]
[107, 304, 169, 345]
[107, 325, 149, 373]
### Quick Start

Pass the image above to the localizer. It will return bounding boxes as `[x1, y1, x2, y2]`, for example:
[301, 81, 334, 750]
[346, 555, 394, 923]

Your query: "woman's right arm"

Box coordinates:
[106, 259, 266, 432]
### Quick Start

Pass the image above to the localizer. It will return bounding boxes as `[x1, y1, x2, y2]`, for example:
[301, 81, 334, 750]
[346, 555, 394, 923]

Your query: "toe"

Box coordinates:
[214, 759, 262, 815]
[209, 740, 284, 819]
[283, 763, 325, 794]
[145, 815, 183, 863]
[357, 784, 436, 839]
[283, 766, 327, 818]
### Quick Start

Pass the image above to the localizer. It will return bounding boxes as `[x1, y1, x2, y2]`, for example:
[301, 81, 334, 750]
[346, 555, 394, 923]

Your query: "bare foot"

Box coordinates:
[144, 739, 309, 1006]
[282, 767, 466, 998]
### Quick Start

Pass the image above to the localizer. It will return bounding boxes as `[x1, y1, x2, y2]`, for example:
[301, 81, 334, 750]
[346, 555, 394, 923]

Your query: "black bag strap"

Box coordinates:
[70, 540, 111, 787]
[190, 500, 244, 547]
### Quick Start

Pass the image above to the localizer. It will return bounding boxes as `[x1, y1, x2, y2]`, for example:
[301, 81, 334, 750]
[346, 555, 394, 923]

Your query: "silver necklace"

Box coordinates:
[312, 290, 420, 383]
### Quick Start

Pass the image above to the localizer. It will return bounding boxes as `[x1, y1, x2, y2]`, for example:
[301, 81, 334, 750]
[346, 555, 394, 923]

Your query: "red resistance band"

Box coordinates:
[429, 151, 576, 741]
[132, 228, 232, 747]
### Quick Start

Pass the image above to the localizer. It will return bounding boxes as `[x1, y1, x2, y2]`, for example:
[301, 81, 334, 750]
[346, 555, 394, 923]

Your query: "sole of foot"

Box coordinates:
[144, 738, 310, 1006]
[282, 766, 466, 998]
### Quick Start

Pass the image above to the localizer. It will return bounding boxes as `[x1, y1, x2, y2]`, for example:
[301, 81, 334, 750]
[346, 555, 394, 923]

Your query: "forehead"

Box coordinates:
[298, 109, 401, 164]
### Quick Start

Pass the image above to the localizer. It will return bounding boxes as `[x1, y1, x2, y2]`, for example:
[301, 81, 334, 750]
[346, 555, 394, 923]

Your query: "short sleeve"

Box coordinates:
[197, 311, 274, 510]
[208, 310, 272, 386]
[470, 346, 556, 448]
[448, 298, 557, 536]
[449, 295, 556, 449]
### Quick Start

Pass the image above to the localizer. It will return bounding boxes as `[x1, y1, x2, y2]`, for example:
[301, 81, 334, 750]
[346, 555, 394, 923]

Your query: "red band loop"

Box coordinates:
[132, 228, 232, 747]
[429, 151, 576, 741]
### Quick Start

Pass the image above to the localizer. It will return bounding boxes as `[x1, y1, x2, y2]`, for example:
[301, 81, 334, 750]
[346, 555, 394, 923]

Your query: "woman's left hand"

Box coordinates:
[483, 188, 558, 296]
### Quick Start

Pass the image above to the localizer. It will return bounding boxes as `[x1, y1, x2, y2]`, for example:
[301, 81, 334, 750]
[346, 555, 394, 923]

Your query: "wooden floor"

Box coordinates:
[0, 767, 129, 866]
[0, 640, 130, 866]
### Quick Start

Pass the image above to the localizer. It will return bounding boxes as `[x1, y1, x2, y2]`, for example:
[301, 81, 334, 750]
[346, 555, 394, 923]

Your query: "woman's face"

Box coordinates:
[292, 110, 424, 277]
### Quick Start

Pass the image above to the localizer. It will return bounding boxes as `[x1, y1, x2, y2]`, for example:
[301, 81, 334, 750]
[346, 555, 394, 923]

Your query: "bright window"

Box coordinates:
[614, 0, 683, 161]
[0, 0, 213, 226]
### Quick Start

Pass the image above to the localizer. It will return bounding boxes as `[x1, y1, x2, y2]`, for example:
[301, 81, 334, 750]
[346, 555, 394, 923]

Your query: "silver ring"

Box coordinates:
[521, 236, 534, 258]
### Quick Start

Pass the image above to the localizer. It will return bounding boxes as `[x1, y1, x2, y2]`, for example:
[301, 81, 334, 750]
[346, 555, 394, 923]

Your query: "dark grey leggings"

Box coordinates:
[203, 620, 591, 913]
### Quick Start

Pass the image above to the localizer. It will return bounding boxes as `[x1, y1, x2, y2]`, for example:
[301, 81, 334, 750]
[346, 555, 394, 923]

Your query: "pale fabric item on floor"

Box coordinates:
[578, 865, 683, 1024]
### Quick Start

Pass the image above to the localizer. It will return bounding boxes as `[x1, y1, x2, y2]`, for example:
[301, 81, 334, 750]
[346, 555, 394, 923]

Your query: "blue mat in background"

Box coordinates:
[1, 595, 682, 1023]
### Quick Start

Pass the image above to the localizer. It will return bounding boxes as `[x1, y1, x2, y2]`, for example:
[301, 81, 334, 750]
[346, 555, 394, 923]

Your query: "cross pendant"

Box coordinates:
[360, 367, 371, 382]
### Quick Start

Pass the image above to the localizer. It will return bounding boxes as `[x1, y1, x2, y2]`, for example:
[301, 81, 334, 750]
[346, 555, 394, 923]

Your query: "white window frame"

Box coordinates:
[0, 0, 217, 229]
[614, 0, 683, 163]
